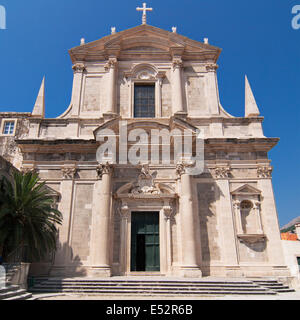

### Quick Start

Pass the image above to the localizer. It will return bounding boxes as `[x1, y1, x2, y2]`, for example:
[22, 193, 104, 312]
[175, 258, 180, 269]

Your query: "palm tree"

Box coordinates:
[0, 171, 62, 262]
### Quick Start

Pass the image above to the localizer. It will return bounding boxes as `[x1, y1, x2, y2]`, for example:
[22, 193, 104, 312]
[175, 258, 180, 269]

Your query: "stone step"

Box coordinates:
[4, 293, 33, 301]
[0, 288, 27, 300]
[33, 282, 261, 288]
[30, 288, 276, 295]
[252, 281, 295, 293]
[32, 286, 267, 291]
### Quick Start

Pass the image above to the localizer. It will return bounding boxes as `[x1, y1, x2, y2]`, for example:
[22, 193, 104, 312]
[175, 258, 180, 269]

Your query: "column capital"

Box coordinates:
[105, 57, 118, 71]
[233, 199, 241, 210]
[206, 63, 219, 72]
[96, 162, 114, 179]
[119, 202, 130, 220]
[72, 62, 86, 73]
[212, 166, 231, 179]
[257, 165, 273, 178]
[163, 200, 173, 221]
[61, 165, 77, 180]
[172, 57, 183, 70]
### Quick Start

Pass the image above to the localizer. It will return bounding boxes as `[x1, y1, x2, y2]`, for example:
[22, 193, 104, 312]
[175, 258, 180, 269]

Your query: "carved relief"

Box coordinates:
[130, 164, 160, 194]
[104, 57, 118, 71]
[96, 162, 114, 179]
[172, 58, 183, 70]
[21, 166, 38, 175]
[72, 63, 86, 73]
[257, 166, 273, 178]
[213, 166, 231, 179]
[61, 167, 77, 180]
[206, 64, 219, 72]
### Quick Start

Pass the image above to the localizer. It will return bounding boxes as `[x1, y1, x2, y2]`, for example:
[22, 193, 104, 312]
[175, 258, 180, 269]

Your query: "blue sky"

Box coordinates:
[0, 0, 299, 226]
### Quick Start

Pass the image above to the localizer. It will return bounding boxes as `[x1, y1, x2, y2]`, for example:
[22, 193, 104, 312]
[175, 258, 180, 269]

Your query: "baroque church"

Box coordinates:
[0, 6, 290, 279]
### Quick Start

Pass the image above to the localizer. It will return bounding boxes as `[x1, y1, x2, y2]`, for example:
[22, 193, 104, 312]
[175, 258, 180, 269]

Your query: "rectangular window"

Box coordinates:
[134, 84, 155, 118]
[3, 121, 15, 135]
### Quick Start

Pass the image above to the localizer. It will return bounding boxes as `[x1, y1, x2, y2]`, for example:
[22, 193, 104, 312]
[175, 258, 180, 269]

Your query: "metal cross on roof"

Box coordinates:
[136, 3, 153, 25]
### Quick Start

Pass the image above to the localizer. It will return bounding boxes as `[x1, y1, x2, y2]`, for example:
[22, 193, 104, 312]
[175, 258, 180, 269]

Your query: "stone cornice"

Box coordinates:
[69, 24, 221, 64]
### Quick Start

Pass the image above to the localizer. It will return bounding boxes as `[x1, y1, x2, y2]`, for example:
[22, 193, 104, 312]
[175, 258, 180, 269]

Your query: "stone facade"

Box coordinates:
[0, 24, 291, 279]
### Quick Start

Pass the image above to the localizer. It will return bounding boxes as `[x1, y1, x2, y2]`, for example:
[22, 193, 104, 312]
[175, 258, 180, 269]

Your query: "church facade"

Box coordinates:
[0, 23, 290, 279]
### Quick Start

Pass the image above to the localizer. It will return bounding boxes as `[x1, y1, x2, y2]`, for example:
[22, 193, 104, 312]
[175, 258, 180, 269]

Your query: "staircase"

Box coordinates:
[252, 280, 295, 293]
[29, 277, 292, 296]
[0, 285, 32, 300]
[0, 264, 32, 300]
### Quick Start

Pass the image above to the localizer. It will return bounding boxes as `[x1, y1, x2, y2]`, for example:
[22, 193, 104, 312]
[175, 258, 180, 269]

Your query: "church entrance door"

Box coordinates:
[131, 212, 160, 272]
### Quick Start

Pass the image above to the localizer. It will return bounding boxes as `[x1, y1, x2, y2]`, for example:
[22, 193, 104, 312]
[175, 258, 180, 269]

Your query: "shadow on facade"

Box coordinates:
[196, 173, 223, 276]
[29, 241, 86, 278]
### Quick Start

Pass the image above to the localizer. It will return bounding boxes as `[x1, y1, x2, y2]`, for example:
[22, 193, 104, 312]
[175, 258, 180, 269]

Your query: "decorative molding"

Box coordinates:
[213, 166, 231, 179]
[163, 200, 173, 220]
[104, 57, 118, 71]
[96, 162, 114, 179]
[257, 165, 273, 178]
[21, 166, 37, 175]
[206, 63, 219, 72]
[172, 58, 183, 70]
[237, 234, 266, 244]
[72, 63, 86, 73]
[119, 202, 130, 220]
[233, 199, 241, 210]
[61, 166, 77, 180]
[176, 163, 186, 177]
[130, 164, 160, 195]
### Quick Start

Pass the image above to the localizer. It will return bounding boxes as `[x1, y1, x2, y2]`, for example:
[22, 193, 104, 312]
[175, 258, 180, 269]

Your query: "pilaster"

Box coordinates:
[177, 163, 202, 277]
[89, 163, 114, 277]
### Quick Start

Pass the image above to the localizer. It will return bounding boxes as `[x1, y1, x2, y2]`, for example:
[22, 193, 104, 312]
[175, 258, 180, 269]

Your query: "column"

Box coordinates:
[254, 201, 263, 234]
[71, 63, 85, 116]
[233, 199, 243, 234]
[215, 177, 240, 272]
[119, 202, 129, 275]
[172, 58, 185, 115]
[163, 201, 173, 275]
[205, 64, 220, 115]
[89, 163, 113, 277]
[52, 166, 76, 275]
[104, 57, 118, 116]
[177, 164, 202, 277]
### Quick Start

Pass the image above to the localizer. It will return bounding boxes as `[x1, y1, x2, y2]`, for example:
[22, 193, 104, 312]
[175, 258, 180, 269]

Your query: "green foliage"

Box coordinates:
[281, 225, 296, 234]
[0, 171, 62, 262]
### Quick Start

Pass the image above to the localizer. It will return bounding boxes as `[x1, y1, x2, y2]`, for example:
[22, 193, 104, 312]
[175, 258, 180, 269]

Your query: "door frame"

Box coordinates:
[118, 199, 175, 276]
[130, 211, 160, 272]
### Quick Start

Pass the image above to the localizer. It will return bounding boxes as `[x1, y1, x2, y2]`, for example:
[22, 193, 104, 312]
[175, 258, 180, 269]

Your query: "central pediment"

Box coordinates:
[69, 24, 221, 63]
[93, 116, 199, 139]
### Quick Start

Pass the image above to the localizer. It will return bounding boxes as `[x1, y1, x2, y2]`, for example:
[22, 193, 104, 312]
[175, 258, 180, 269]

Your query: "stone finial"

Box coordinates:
[80, 38, 85, 45]
[204, 38, 209, 44]
[111, 27, 116, 34]
[32, 77, 45, 118]
[245, 75, 260, 117]
[172, 26, 177, 33]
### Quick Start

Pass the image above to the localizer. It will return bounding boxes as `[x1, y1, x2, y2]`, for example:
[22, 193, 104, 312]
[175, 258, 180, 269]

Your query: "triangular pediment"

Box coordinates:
[231, 184, 262, 195]
[93, 116, 198, 139]
[69, 24, 221, 63]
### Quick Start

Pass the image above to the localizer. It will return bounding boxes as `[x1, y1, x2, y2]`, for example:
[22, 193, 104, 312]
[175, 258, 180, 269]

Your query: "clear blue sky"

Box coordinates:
[0, 0, 299, 226]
